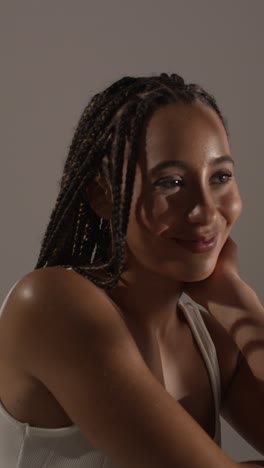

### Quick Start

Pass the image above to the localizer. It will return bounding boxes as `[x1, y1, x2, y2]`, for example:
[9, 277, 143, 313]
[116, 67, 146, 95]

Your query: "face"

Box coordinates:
[123, 100, 242, 282]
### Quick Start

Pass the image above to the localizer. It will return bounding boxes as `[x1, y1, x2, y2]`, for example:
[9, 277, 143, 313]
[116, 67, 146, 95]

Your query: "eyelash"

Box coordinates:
[154, 172, 233, 189]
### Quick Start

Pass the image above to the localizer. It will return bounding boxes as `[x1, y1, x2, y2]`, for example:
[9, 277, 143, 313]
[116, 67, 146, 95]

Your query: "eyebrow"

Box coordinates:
[149, 155, 235, 175]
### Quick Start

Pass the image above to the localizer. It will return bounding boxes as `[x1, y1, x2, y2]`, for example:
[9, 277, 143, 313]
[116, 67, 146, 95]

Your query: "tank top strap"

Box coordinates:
[178, 295, 222, 446]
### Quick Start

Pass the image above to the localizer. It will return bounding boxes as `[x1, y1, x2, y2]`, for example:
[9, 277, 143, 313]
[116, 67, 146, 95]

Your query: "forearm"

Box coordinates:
[207, 276, 264, 384]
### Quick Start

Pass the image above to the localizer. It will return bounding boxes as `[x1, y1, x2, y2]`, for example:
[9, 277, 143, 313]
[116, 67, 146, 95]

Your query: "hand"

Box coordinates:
[183, 236, 264, 367]
[182, 236, 242, 312]
[207, 235, 240, 278]
[182, 236, 261, 331]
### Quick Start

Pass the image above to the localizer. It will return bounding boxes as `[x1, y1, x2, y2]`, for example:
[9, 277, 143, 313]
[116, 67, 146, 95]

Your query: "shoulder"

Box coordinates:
[4, 266, 116, 318]
[0, 267, 127, 363]
[12, 266, 102, 304]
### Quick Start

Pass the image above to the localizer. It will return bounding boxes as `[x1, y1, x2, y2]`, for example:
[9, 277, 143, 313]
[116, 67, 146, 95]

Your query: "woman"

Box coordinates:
[0, 73, 263, 468]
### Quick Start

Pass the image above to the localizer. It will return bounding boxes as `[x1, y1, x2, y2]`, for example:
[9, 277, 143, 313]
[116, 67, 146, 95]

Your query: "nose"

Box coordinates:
[187, 186, 218, 226]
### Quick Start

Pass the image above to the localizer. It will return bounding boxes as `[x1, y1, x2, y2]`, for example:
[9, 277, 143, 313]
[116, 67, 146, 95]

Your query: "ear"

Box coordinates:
[85, 175, 112, 220]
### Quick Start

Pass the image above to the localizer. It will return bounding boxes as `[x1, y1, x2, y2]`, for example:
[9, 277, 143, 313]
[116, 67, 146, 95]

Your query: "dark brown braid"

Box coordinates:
[35, 73, 228, 289]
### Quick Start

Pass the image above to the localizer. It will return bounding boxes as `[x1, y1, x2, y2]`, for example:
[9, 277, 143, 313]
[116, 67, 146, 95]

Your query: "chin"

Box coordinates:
[181, 272, 212, 283]
[171, 261, 217, 283]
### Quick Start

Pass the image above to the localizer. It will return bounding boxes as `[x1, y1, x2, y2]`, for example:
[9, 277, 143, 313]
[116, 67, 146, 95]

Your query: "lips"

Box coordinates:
[177, 233, 218, 242]
[187, 236, 215, 243]
[173, 235, 218, 253]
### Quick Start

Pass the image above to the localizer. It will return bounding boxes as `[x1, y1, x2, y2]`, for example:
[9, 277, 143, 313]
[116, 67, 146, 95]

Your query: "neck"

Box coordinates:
[107, 264, 185, 336]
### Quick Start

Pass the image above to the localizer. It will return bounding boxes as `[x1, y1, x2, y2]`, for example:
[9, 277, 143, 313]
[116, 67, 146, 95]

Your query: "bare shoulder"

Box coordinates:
[0, 266, 127, 367]
[1, 266, 122, 326]
[7, 266, 111, 310]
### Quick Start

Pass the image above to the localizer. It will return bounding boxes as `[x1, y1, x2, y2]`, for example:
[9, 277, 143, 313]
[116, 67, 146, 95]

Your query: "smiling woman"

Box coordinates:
[117, 99, 242, 287]
[0, 73, 261, 468]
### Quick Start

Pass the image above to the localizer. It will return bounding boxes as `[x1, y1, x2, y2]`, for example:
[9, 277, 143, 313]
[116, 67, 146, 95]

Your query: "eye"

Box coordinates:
[212, 171, 233, 184]
[153, 177, 183, 189]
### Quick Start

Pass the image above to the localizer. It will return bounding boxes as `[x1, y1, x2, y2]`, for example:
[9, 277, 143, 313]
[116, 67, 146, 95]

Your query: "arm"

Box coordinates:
[183, 237, 264, 392]
[181, 237, 264, 459]
[206, 276, 264, 385]
[206, 276, 264, 455]
[3, 267, 240, 468]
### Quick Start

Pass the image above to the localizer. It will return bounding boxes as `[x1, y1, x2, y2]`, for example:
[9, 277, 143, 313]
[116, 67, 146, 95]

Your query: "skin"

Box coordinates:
[91, 100, 242, 336]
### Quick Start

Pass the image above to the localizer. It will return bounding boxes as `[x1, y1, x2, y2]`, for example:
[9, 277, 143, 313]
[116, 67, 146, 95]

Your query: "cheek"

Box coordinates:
[139, 194, 175, 235]
[221, 188, 243, 224]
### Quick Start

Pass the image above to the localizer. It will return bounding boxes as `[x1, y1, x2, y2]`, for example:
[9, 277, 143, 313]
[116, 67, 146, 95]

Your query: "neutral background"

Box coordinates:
[0, 0, 263, 463]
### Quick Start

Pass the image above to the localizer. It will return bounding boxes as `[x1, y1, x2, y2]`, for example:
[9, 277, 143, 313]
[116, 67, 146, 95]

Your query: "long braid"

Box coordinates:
[35, 73, 228, 288]
[37, 126, 113, 267]
[112, 93, 174, 284]
[37, 81, 162, 267]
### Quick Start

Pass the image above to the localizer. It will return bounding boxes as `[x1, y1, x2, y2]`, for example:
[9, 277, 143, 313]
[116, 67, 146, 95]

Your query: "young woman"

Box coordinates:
[0, 73, 263, 468]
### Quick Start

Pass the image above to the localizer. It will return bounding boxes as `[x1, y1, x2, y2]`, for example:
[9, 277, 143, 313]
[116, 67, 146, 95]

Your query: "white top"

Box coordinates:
[0, 278, 222, 467]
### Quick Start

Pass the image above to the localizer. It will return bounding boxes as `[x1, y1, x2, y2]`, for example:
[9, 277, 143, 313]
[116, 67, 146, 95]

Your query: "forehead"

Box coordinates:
[140, 100, 230, 168]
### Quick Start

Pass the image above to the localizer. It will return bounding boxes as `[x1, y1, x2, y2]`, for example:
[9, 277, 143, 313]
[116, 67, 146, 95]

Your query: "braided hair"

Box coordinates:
[35, 73, 228, 289]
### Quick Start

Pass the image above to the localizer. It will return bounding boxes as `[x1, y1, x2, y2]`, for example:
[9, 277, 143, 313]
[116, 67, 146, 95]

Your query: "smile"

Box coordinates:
[173, 235, 218, 254]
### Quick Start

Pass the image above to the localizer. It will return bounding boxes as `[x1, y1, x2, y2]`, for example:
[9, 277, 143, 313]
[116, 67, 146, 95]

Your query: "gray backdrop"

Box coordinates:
[0, 0, 263, 463]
